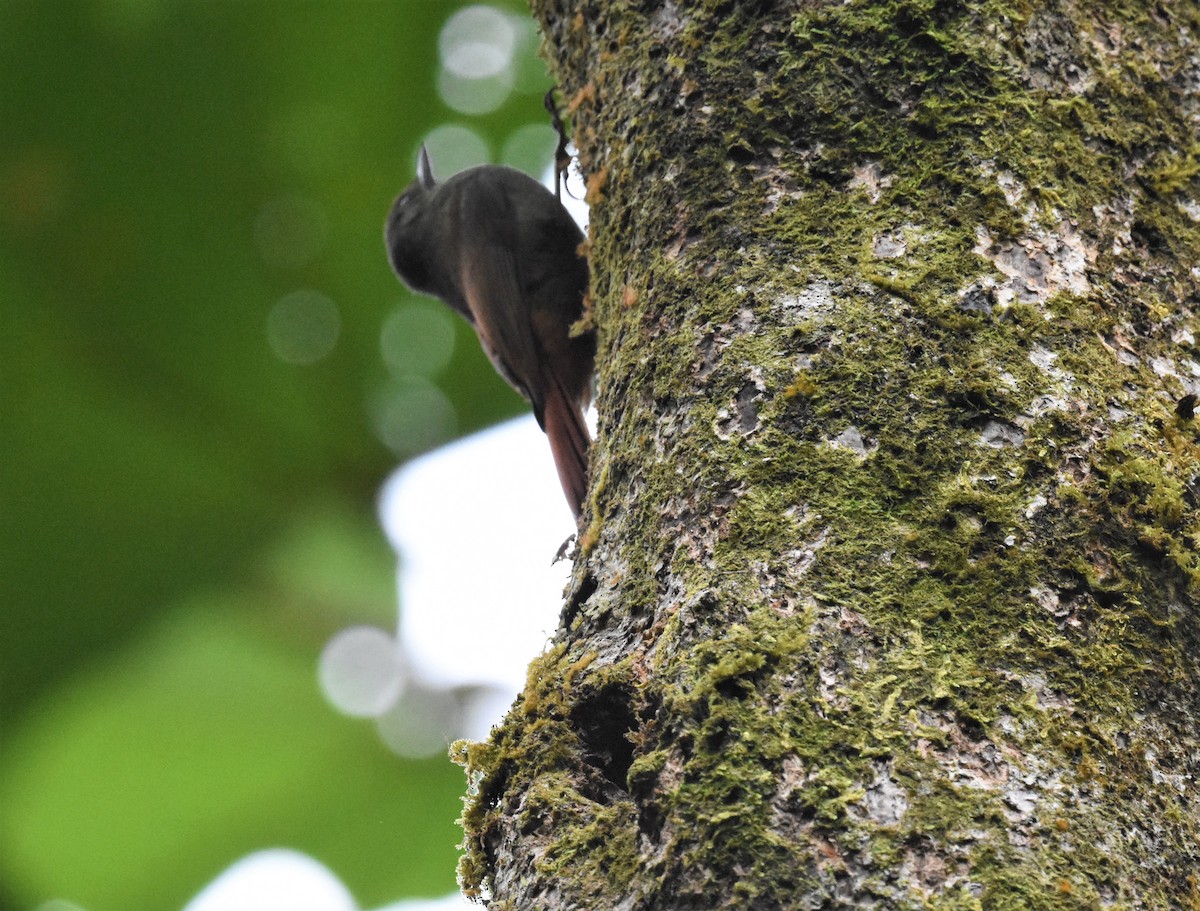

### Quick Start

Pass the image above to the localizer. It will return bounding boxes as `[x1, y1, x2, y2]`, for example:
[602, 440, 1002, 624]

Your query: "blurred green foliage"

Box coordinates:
[0, 1, 552, 908]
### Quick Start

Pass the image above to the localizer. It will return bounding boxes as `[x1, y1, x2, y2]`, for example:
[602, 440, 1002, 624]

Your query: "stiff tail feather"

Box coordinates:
[541, 376, 590, 518]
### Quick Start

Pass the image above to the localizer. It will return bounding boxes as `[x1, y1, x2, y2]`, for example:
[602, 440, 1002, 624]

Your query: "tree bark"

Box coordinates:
[458, 1, 1200, 906]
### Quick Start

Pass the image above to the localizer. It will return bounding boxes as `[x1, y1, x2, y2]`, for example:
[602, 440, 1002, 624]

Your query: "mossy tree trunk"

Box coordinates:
[458, 1, 1200, 906]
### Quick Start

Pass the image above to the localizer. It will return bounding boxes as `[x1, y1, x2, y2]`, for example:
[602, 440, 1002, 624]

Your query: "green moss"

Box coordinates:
[525, 779, 639, 892]
[470, 0, 1200, 902]
[455, 644, 646, 901]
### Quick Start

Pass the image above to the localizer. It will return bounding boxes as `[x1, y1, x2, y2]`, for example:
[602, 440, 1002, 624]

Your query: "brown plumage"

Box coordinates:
[385, 147, 594, 516]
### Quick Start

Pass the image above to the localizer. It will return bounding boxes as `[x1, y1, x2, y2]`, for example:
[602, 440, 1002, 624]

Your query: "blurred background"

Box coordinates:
[0, 2, 578, 908]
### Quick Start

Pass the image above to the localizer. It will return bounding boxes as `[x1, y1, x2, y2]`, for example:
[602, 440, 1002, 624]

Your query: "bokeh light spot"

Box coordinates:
[418, 124, 490, 178]
[436, 5, 523, 114]
[266, 290, 340, 365]
[370, 378, 457, 456]
[438, 5, 515, 79]
[318, 626, 405, 719]
[381, 299, 457, 377]
[436, 68, 514, 116]
[375, 685, 463, 759]
[33, 901, 88, 911]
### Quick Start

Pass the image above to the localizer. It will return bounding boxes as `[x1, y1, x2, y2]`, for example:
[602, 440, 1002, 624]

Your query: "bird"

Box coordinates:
[385, 146, 594, 517]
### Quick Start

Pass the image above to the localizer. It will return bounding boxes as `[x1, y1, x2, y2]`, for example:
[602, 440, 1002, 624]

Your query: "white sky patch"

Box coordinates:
[183, 850, 356, 911]
[542, 161, 590, 231]
[379, 416, 574, 696]
[183, 849, 473, 911]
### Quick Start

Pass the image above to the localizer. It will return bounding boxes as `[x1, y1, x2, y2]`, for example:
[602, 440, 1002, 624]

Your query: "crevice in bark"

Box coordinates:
[569, 681, 637, 793]
[561, 569, 598, 627]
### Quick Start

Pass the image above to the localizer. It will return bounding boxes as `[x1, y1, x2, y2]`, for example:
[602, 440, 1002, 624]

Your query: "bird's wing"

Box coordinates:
[456, 182, 546, 420]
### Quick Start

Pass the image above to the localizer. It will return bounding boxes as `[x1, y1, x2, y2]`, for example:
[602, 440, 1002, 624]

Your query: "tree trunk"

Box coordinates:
[457, 1, 1200, 906]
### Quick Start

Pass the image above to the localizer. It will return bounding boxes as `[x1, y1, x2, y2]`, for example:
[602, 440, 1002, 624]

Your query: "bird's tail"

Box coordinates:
[542, 376, 590, 518]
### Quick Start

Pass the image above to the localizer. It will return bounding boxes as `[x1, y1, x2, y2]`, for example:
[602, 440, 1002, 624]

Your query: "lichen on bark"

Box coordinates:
[457, 1, 1200, 907]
